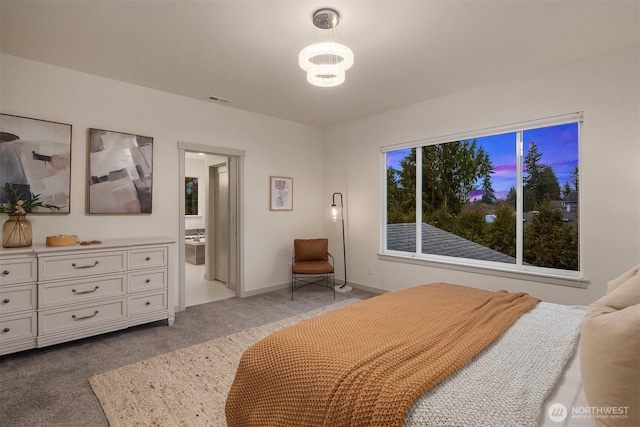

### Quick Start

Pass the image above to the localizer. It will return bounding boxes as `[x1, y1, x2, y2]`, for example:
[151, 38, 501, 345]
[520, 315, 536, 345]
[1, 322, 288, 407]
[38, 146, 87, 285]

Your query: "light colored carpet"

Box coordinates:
[89, 298, 361, 427]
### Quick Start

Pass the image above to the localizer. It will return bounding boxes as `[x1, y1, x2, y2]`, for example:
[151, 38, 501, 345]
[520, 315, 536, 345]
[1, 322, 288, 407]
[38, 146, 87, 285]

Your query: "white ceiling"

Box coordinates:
[1, 1, 638, 128]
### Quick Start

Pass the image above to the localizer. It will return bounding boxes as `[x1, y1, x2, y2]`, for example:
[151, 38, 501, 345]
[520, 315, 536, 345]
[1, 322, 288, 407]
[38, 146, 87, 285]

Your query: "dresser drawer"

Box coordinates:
[39, 299, 126, 335]
[128, 291, 168, 316]
[39, 274, 127, 309]
[129, 246, 168, 270]
[0, 257, 37, 285]
[0, 284, 37, 315]
[129, 269, 167, 293]
[39, 251, 127, 281]
[0, 311, 37, 344]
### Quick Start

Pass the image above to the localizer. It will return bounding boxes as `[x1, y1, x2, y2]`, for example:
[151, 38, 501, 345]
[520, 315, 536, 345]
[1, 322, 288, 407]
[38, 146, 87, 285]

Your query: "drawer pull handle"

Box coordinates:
[72, 310, 99, 320]
[145, 257, 151, 261]
[72, 286, 100, 295]
[2, 299, 9, 304]
[145, 279, 151, 283]
[1, 270, 8, 276]
[72, 261, 100, 269]
[2, 328, 9, 333]
[145, 301, 151, 306]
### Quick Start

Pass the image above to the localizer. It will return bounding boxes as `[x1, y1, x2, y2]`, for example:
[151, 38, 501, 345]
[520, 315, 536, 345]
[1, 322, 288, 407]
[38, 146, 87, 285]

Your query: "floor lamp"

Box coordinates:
[331, 192, 352, 293]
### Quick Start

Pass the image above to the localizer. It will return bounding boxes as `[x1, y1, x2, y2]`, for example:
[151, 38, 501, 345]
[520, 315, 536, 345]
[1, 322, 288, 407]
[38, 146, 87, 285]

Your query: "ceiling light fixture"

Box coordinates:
[299, 8, 354, 88]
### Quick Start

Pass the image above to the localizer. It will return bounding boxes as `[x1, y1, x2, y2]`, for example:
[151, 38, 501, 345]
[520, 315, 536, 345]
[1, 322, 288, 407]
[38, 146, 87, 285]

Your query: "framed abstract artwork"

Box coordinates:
[87, 128, 153, 214]
[0, 113, 72, 213]
[270, 176, 293, 211]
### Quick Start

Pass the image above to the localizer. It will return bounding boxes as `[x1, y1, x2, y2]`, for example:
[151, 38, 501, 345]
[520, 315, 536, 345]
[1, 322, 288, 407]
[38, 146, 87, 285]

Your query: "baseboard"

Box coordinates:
[177, 280, 384, 301]
[241, 281, 385, 298]
[242, 282, 290, 297]
[347, 281, 385, 295]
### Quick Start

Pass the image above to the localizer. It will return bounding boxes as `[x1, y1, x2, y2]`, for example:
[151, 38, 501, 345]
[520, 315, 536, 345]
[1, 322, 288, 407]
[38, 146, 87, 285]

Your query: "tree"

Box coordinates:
[480, 175, 496, 204]
[537, 165, 561, 202]
[505, 186, 517, 209]
[387, 166, 401, 222]
[487, 202, 516, 257]
[523, 141, 561, 210]
[391, 148, 418, 219]
[523, 141, 542, 188]
[571, 165, 579, 193]
[562, 181, 572, 199]
[388, 141, 492, 221]
[523, 201, 579, 270]
[478, 146, 496, 204]
[454, 205, 489, 245]
[523, 142, 542, 211]
[421, 140, 492, 215]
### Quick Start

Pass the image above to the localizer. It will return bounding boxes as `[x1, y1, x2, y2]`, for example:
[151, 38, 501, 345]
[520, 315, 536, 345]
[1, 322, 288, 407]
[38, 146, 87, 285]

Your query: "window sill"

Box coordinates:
[377, 253, 589, 289]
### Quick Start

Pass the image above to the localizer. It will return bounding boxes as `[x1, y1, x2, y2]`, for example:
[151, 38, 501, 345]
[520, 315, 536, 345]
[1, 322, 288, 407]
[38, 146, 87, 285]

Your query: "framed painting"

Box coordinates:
[270, 176, 293, 211]
[88, 128, 153, 214]
[0, 113, 72, 213]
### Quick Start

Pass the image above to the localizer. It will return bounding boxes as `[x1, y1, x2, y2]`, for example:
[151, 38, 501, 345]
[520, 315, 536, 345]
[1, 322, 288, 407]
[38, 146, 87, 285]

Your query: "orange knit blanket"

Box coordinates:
[225, 283, 539, 427]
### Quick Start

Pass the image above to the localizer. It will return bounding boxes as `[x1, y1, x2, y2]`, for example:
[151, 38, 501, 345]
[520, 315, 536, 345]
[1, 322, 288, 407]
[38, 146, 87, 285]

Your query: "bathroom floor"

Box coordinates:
[185, 262, 236, 307]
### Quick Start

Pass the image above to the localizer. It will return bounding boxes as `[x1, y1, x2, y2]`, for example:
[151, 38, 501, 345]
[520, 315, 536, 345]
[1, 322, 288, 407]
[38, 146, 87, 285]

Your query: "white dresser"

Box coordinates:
[0, 248, 38, 355]
[0, 237, 175, 355]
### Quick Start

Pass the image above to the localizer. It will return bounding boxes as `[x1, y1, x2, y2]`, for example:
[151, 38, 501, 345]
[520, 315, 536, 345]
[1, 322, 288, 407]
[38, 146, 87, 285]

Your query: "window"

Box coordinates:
[383, 113, 581, 277]
[185, 177, 199, 215]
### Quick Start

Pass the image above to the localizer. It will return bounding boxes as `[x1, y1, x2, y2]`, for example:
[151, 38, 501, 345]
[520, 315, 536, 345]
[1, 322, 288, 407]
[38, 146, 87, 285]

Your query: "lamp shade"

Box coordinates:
[331, 205, 339, 222]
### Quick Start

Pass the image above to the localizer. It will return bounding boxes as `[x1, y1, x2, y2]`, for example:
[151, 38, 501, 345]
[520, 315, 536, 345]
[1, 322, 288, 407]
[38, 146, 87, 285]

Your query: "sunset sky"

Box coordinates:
[387, 122, 579, 201]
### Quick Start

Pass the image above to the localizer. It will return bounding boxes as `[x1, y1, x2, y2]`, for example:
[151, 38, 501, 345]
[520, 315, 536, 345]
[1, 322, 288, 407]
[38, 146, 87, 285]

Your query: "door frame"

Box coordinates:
[177, 141, 245, 312]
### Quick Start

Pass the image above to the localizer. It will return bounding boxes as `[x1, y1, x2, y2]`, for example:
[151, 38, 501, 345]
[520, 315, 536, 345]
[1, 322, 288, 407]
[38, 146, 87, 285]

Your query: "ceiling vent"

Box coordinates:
[208, 96, 231, 103]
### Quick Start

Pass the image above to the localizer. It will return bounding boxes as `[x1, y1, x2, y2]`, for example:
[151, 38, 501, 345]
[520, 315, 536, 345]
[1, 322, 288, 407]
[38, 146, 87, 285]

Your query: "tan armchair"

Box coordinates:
[291, 238, 335, 300]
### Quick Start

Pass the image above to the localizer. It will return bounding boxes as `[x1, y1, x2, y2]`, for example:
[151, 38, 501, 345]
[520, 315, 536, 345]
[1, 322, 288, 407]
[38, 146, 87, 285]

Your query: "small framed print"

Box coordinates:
[270, 176, 292, 211]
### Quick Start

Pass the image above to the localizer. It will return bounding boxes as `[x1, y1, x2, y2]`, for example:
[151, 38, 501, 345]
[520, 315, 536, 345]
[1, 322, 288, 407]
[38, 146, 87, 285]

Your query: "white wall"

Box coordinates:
[1, 54, 325, 296]
[323, 46, 640, 305]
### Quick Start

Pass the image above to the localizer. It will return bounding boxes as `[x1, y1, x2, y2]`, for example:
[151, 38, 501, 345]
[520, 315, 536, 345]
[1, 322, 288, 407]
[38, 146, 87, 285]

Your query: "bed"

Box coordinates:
[225, 276, 638, 427]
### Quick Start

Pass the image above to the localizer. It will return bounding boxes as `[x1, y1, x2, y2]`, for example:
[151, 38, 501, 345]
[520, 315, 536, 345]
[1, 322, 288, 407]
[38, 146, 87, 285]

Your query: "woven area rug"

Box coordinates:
[89, 298, 361, 427]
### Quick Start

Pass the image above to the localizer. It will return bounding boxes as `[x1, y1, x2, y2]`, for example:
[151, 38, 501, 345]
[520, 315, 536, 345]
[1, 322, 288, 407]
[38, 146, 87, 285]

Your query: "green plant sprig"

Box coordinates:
[0, 183, 64, 214]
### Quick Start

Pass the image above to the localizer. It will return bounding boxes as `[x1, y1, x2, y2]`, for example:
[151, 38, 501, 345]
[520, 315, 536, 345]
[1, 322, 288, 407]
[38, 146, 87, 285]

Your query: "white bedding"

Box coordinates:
[403, 302, 590, 427]
[541, 344, 596, 427]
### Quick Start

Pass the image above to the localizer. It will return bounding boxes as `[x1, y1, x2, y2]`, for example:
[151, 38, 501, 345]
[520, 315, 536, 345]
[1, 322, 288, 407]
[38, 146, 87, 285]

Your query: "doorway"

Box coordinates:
[178, 142, 245, 312]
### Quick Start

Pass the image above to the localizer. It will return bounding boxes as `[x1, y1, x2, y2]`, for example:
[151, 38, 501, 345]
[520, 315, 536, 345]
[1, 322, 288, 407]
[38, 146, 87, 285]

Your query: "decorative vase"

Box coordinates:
[2, 214, 33, 248]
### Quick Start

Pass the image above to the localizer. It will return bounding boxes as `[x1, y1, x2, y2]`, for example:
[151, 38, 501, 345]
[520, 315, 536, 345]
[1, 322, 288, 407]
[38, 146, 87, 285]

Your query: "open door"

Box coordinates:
[177, 142, 244, 312]
[209, 163, 230, 285]
[206, 160, 238, 291]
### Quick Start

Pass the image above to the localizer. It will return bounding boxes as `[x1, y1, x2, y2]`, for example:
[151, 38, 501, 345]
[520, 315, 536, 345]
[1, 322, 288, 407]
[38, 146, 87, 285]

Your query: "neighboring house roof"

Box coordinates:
[387, 223, 517, 264]
[523, 210, 578, 225]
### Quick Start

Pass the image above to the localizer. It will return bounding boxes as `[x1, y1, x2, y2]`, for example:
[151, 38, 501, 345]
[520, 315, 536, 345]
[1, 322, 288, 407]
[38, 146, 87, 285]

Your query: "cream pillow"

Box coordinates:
[607, 264, 640, 294]
[581, 265, 640, 427]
